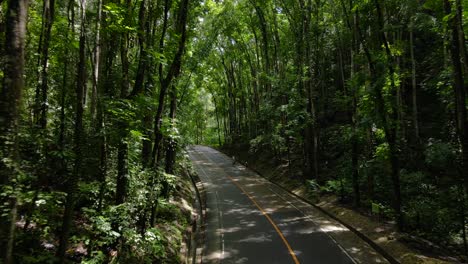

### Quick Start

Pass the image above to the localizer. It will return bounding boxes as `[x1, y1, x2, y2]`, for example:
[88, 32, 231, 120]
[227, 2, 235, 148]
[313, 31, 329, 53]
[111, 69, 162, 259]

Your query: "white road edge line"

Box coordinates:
[214, 149, 358, 263]
[215, 191, 225, 260]
[198, 147, 358, 264]
[265, 185, 358, 264]
[190, 148, 224, 263]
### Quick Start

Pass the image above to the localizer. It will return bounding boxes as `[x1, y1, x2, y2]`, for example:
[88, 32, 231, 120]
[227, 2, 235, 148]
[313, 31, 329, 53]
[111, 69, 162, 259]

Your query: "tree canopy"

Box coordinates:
[1, 0, 468, 262]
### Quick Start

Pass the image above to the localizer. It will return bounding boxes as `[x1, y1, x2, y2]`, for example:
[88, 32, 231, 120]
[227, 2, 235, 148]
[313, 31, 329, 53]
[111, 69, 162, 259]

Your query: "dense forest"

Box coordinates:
[1, 0, 468, 262]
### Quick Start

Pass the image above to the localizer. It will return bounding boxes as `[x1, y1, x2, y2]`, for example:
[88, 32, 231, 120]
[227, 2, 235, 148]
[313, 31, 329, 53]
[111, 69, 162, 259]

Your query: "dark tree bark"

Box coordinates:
[373, 0, 403, 230]
[0, 0, 29, 179]
[213, 95, 223, 146]
[35, 0, 56, 129]
[149, 0, 189, 227]
[409, 23, 420, 141]
[150, 0, 170, 167]
[116, 141, 128, 204]
[90, 0, 103, 120]
[129, 0, 148, 98]
[134, 0, 154, 168]
[164, 83, 177, 178]
[94, 0, 119, 213]
[151, 0, 190, 166]
[115, 0, 132, 205]
[57, 0, 87, 260]
[298, 0, 319, 181]
[445, 0, 468, 195]
[340, 0, 361, 207]
[0, 0, 29, 262]
[252, 2, 271, 96]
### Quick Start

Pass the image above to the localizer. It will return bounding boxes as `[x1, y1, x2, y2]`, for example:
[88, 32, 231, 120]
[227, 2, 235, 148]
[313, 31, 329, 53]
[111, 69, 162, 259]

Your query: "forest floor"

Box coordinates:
[220, 144, 463, 264]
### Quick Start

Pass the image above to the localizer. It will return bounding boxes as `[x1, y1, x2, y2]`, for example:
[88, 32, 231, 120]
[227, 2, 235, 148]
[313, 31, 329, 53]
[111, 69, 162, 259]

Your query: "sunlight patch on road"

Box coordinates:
[238, 233, 273, 243]
[218, 226, 242, 233]
[320, 225, 348, 233]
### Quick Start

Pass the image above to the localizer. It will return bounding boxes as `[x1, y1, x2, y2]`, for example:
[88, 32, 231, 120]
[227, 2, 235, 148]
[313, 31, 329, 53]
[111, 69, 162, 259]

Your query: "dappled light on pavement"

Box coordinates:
[189, 145, 388, 264]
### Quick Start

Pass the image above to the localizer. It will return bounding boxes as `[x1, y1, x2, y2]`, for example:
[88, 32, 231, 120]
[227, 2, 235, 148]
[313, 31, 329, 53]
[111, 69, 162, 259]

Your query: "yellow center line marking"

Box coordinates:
[227, 175, 301, 264]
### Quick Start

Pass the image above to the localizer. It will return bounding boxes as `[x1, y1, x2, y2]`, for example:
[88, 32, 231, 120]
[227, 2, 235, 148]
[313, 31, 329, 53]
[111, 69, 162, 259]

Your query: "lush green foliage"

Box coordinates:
[0, 0, 201, 262]
[2, 0, 468, 262]
[187, 0, 468, 255]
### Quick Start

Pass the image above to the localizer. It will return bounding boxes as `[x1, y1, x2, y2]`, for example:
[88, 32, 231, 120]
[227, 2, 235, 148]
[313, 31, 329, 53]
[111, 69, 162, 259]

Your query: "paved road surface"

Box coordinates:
[188, 145, 358, 264]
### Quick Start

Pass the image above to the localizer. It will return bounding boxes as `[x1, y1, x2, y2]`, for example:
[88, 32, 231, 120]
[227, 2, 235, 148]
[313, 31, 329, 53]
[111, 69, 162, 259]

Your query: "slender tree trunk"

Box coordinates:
[115, 0, 131, 205]
[57, 0, 87, 260]
[90, 0, 102, 120]
[213, 95, 222, 146]
[135, 0, 153, 167]
[455, 0, 468, 93]
[164, 84, 177, 178]
[58, 0, 75, 151]
[445, 0, 468, 198]
[149, 0, 189, 227]
[33, 0, 55, 128]
[373, 0, 403, 230]
[409, 23, 420, 141]
[311, 0, 320, 182]
[116, 141, 128, 204]
[21, 0, 57, 233]
[301, 0, 319, 180]
[94, 0, 107, 212]
[129, 0, 147, 98]
[151, 0, 189, 166]
[340, 36, 360, 207]
[39, 0, 55, 128]
[252, 3, 271, 97]
[351, 7, 361, 207]
[97, 107, 107, 212]
[150, 0, 170, 166]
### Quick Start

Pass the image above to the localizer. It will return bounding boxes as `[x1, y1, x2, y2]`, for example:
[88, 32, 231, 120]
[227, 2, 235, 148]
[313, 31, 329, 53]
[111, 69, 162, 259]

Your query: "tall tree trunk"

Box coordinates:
[129, 0, 147, 97]
[373, 0, 403, 230]
[115, 141, 128, 204]
[93, 0, 107, 212]
[164, 83, 177, 180]
[300, 0, 319, 180]
[351, 4, 361, 208]
[133, 0, 153, 168]
[115, 0, 131, 205]
[149, 0, 189, 227]
[151, 0, 189, 166]
[445, 0, 468, 198]
[213, 95, 222, 146]
[90, 0, 102, 120]
[57, 0, 87, 260]
[0, 0, 29, 262]
[38, 0, 55, 128]
[340, 0, 361, 207]
[455, 0, 468, 92]
[150, 0, 170, 167]
[252, 3, 271, 97]
[409, 22, 420, 141]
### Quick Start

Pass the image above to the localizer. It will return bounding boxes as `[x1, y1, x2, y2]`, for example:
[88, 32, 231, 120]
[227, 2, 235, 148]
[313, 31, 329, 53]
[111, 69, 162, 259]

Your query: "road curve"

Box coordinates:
[188, 145, 359, 264]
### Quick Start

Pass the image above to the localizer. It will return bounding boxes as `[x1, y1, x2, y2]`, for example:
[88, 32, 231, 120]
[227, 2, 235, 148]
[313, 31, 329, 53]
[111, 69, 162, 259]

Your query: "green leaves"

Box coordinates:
[103, 3, 137, 33]
[149, 50, 168, 66]
[423, 0, 444, 13]
[425, 139, 458, 171]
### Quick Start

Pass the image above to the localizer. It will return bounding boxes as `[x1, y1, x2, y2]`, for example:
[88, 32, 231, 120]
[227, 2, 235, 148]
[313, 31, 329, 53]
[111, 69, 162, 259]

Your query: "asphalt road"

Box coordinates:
[188, 145, 357, 264]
